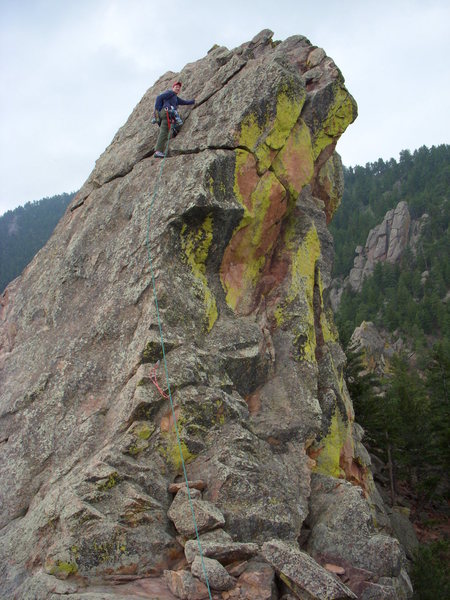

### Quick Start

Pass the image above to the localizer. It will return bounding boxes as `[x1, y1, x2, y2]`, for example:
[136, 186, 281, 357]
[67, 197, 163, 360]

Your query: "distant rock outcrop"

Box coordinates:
[0, 30, 412, 599]
[330, 200, 429, 312]
[349, 201, 411, 292]
[349, 321, 405, 375]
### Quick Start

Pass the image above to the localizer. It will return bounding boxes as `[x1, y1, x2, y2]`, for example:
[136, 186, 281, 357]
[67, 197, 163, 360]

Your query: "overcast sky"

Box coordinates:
[0, 0, 448, 216]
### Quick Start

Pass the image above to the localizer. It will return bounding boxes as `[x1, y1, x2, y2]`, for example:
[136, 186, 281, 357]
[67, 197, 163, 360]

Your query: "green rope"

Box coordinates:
[145, 126, 213, 600]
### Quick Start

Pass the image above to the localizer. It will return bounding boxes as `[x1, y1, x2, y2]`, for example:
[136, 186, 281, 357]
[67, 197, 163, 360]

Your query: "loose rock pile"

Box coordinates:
[164, 481, 357, 600]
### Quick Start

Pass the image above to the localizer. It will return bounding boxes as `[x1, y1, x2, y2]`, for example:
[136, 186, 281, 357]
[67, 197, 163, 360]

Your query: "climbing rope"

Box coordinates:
[145, 125, 213, 600]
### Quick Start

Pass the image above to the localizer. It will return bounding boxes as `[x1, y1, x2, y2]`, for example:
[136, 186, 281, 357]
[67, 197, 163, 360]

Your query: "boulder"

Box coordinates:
[262, 539, 357, 599]
[164, 569, 210, 600]
[184, 538, 259, 564]
[168, 488, 225, 537]
[169, 480, 207, 494]
[306, 475, 403, 578]
[236, 559, 277, 600]
[191, 555, 235, 591]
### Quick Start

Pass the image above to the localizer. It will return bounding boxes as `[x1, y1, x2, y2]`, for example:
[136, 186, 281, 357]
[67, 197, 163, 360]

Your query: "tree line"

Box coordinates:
[0, 192, 75, 293]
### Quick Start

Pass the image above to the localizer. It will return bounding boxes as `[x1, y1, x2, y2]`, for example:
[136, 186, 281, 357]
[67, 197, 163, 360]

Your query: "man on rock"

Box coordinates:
[153, 81, 195, 158]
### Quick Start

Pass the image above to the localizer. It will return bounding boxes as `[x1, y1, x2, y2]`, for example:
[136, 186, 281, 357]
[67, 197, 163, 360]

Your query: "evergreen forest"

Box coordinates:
[0, 192, 74, 293]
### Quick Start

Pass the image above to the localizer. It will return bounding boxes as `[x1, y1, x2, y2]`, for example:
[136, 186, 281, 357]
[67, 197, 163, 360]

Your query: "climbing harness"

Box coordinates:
[165, 108, 182, 137]
[145, 124, 213, 600]
[152, 107, 182, 137]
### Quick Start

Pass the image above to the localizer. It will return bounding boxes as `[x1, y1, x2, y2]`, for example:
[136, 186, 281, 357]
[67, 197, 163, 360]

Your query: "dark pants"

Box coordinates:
[155, 109, 173, 153]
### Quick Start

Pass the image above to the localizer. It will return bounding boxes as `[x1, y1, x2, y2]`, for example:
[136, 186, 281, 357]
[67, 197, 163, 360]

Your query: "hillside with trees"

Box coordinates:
[0, 192, 74, 292]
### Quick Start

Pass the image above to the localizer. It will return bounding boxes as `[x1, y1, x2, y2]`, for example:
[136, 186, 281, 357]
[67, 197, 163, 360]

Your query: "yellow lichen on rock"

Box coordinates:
[316, 152, 344, 222]
[48, 560, 78, 578]
[239, 87, 306, 174]
[288, 224, 322, 362]
[317, 276, 338, 344]
[180, 214, 218, 331]
[221, 86, 311, 314]
[267, 90, 305, 149]
[255, 90, 305, 172]
[313, 409, 352, 478]
[239, 111, 265, 154]
[312, 86, 357, 160]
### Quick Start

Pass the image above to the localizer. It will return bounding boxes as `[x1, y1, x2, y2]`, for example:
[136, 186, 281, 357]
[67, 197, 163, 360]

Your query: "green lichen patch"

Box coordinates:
[123, 421, 156, 456]
[75, 531, 130, 573]
[96, 472, 121, 491]
[125, 440, 148, 457]
[49, 560, 78, 578]
[130, 421, 154, 440]
[274, 224, 322, 362]
[158, 433, 197, 472]
[180, 395, 232, 434]
[91, 537, 127, 565]
[321, 308, 339, 345]
[180, 213, 218, 331]
[312, 409, 352, 479]
[141, 341, 163, 364]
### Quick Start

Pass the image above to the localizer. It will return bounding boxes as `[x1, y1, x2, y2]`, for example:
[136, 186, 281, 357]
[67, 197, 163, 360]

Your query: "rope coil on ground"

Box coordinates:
[145, 127, 213, 599]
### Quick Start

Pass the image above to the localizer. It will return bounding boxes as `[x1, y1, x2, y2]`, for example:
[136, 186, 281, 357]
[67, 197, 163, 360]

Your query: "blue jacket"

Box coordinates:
[155, 90, 194, 112]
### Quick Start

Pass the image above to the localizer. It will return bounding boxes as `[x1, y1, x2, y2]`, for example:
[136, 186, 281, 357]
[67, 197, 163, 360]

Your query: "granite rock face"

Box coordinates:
[348, 201, 411, 292]
[349, 321, 404, 375]
[330, 202, 429, 312]
[0, 30, 410, 599]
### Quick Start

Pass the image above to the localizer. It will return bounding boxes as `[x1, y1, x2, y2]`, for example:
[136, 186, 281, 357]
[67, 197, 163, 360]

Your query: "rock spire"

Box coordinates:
[0, 30, 412, 599]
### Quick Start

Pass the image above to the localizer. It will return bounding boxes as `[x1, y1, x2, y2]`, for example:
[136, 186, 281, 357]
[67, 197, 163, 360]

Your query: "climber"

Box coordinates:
[153, 81, 195, 158]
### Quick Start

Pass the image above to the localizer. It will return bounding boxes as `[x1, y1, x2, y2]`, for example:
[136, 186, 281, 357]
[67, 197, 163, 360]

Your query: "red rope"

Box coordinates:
[150, 361, 169, 399]
[165, 109, 172, 131]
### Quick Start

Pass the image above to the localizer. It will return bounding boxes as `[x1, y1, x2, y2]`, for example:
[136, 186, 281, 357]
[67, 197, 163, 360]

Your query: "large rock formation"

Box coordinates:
[0, 30, 411, 599]
[330, 201, 429, 311]
[348, 201, 411, 292]
[348, 321, 405, 376]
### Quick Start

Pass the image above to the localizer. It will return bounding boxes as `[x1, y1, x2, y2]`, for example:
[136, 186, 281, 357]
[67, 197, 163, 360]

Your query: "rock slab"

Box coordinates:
[262, 539, 357, 599]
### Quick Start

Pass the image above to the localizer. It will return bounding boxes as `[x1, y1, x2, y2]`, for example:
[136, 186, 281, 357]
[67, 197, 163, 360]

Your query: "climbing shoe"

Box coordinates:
[154, 151, 165, 158]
